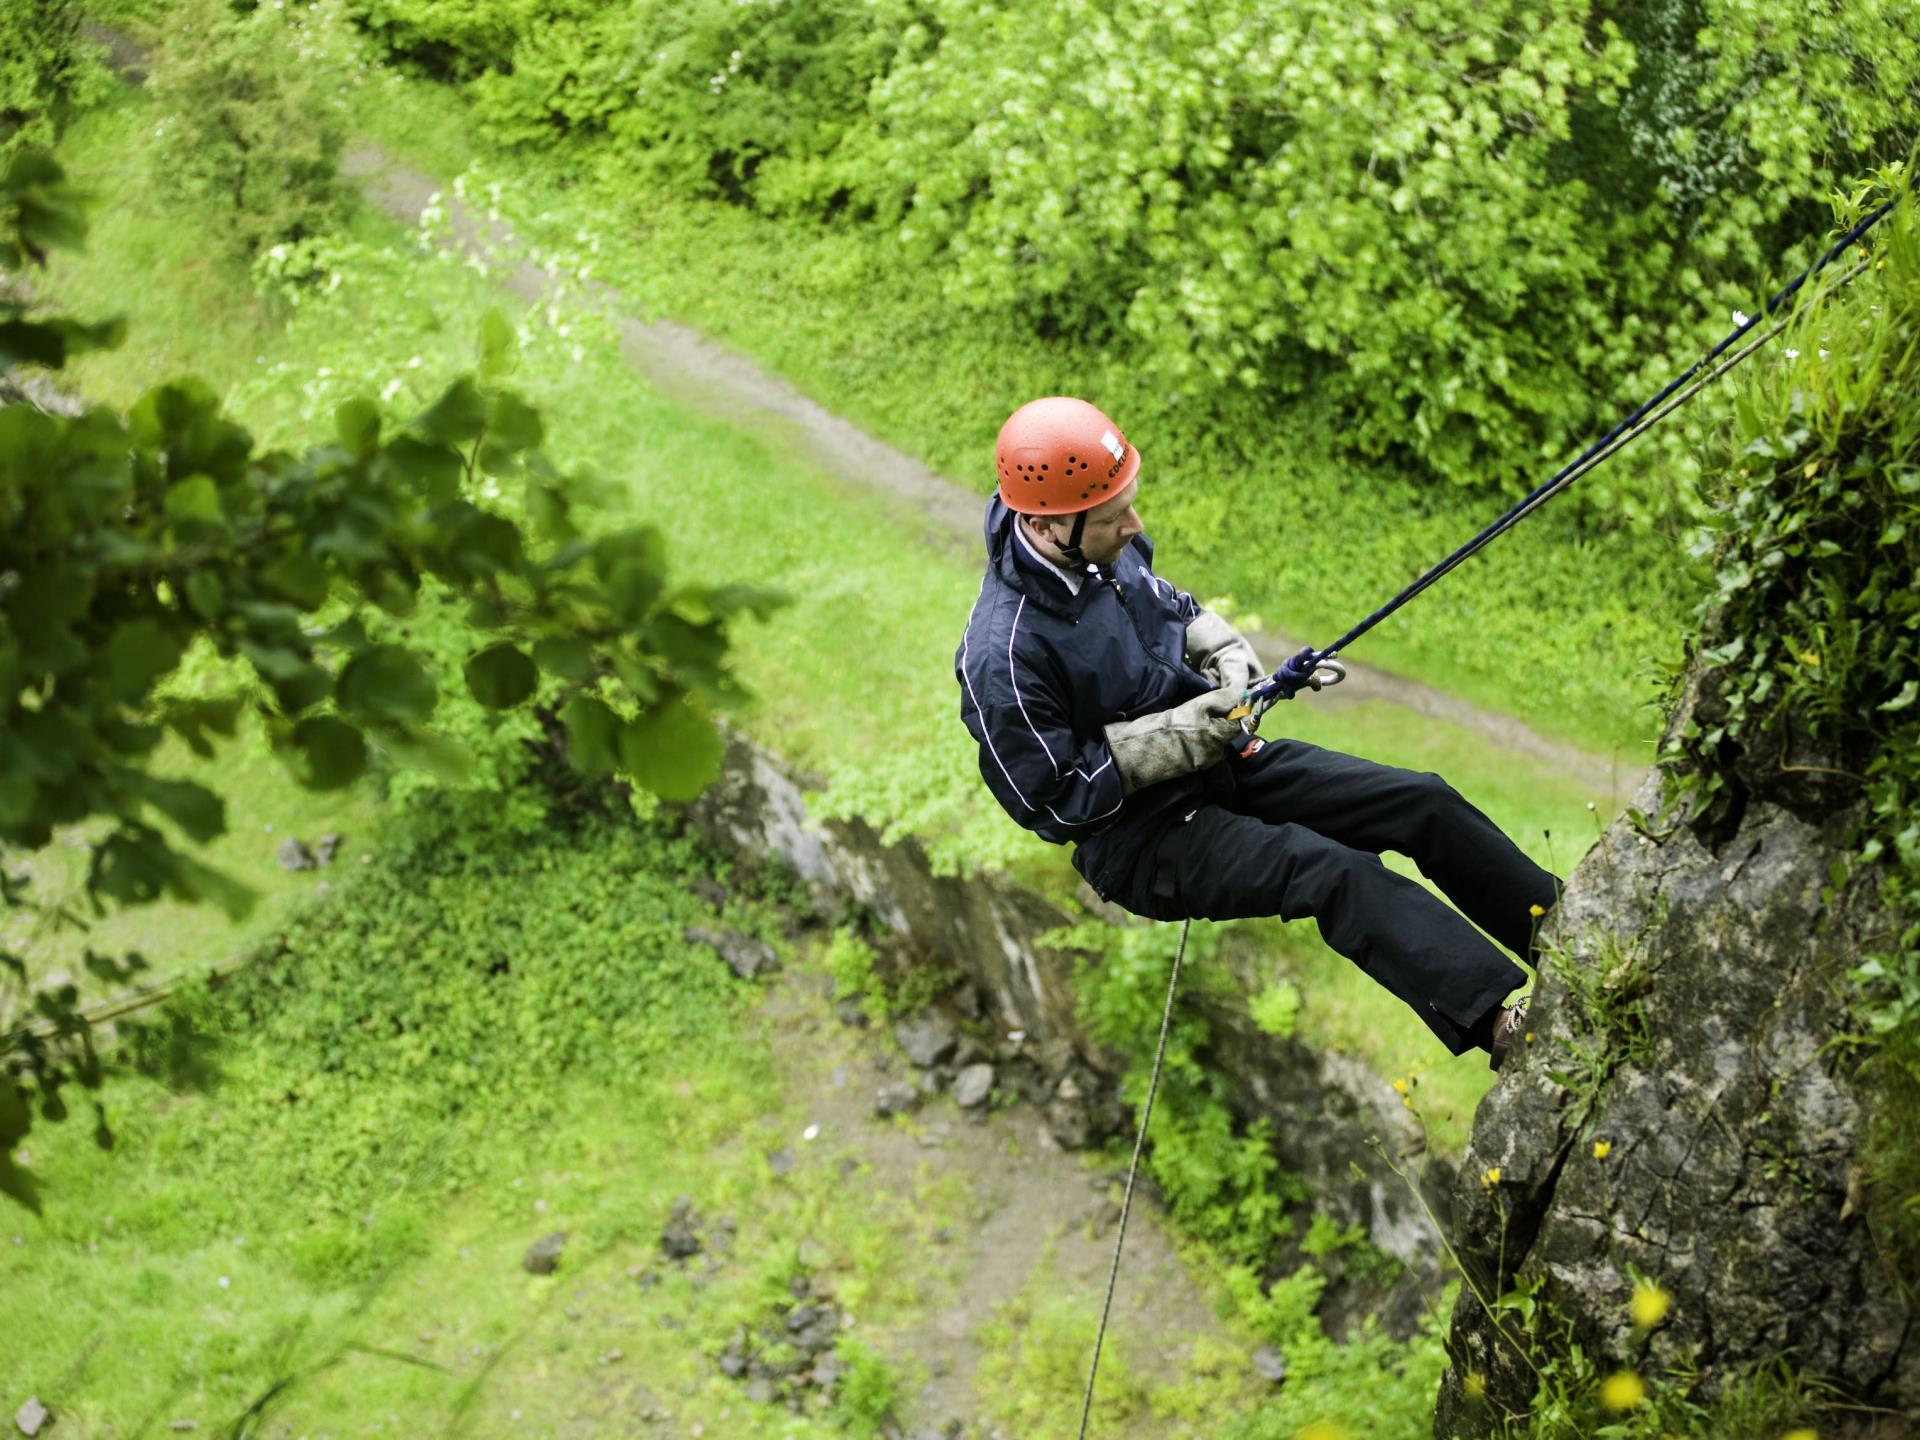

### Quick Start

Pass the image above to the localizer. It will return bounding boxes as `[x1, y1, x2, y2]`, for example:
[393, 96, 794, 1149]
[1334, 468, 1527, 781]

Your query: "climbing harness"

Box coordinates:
[1077, 916, 1190, 1440]
[1230, 189, 1906, 749]
[1080, 189, 1906, 1433]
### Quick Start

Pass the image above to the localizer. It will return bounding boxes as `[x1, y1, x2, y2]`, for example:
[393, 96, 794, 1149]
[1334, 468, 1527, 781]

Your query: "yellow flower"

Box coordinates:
[1781, 1430, 1819, 1440]
[1631, 1282, 1671, 1329]
[1592, 1140, 1611, 1159]
[1600, 1371, 1647, 1410]
[1463, 1371, 1487, 1400]
[1391, 1078, 1409, 1095]
[1290, 1424, 1353, 1440]
[1480, 1167, 1502, 1189]
[1800, 650, 1822, 668]
[1529, 903, 1545, 917]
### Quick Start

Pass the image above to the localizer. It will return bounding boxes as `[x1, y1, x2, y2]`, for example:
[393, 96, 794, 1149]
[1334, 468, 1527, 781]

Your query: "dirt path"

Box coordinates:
[339, 145, 1628, 803]
[754, 969, 1245, 1436]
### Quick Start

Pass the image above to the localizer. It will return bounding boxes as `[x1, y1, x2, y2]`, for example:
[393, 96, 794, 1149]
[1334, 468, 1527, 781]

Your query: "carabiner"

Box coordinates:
[1306, 656, 1347, 692]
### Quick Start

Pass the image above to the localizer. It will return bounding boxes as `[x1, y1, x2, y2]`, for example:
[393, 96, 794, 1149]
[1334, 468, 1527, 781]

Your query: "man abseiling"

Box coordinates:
[954, 396, 1556, 1067]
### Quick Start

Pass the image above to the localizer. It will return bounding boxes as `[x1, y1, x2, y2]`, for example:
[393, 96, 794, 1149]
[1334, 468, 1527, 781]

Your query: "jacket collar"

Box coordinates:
[984, 496, 1095, 619]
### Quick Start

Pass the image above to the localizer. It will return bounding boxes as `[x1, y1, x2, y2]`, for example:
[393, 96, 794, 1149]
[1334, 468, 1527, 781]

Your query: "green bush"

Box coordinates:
[831, 1334, 901, 1438]
[0, 0, 94, 155]
[167, 789, 751, 1249]
[146, 0, 357, 261]
[351, 0, 1920, 508]
[343, 0, 531, 82]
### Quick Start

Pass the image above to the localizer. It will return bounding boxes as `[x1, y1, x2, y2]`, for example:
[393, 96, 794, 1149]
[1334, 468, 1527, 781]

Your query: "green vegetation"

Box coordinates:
[356, 71, 1688, 757]
[341, 0, 1920, 510]
[13, 4, 1913, 1430]
[2, 143, 783, 1203]
[4, 790, 848, 1434]
[0, 0, 99, 155]
[146, 0, 356, 261]
[1660, 171, 1920, 1281]
[28, 55, 1611, 1156]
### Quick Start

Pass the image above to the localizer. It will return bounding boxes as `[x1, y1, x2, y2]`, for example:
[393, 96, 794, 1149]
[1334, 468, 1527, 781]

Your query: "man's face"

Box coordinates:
[1038, 480, 1142, 566]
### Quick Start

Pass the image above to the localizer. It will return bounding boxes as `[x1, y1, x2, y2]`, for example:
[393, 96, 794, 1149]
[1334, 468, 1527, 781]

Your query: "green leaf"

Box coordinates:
[289, 715, 366, 790]
[268, 661, 334, 715]
[560, 694, 620, 777]
[381, 728, 475, 785]
[618, 697, 724, 802]
[159, 696, 242, 759]
[412, 376, 488, 446]
[132, 774, 226, 844]
[464, 642, 537, 709]
[104, 618, 186, 702]
[164, 474, 225, 527]
[184, 570, 225, 620]
[478, 307, 518, 382]
[1880, 680, 1919, 713]
[336, 644, 438, 725]
[382, 435, 463, 505]
[533, 635, 595, 683]
[526, 482, 577, 543]
[594, 528, 667, 623]
[261, 552, 331, 610]
[486, 390, 542, 451]
[336, 397, 381, 458]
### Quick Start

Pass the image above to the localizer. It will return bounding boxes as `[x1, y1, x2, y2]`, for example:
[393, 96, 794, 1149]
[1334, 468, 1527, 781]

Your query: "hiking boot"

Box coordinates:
[1488, 995, 1530, 1072]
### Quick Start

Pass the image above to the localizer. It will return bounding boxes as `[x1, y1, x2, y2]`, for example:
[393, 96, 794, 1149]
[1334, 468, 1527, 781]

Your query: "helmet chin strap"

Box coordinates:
[1053, 509, 1091, 568]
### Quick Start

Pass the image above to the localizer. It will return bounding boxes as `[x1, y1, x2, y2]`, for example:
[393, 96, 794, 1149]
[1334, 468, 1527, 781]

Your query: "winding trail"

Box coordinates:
[340, 145, 1625, 802]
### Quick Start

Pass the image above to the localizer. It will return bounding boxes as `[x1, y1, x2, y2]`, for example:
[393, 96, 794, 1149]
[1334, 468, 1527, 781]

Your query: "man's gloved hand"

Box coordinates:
[1184, 610, 1264, 694]
[1102, 686, 1242, 795]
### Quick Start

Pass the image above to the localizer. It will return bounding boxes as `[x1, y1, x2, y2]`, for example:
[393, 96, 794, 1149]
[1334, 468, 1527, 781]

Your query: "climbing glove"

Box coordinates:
[1184, 610, 1264, 694]
[1102, 686, 1242, 795]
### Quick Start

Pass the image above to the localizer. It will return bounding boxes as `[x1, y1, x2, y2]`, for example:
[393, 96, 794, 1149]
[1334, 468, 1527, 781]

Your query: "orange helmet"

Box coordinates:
[995, 397, 1141, 515]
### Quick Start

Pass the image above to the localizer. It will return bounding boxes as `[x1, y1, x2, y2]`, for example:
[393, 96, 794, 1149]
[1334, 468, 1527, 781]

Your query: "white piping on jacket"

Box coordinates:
[960, 594, 1119, 831]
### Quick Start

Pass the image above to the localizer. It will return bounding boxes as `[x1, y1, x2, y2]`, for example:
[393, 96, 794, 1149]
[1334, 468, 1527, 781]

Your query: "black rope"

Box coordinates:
[1077, 917, 1190, 1440]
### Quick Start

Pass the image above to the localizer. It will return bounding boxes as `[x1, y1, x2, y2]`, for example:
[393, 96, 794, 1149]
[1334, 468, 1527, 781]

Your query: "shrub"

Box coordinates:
[0, 0, 93, 155]
[146, 0, 357, 261]
[359, 0, 1920, 510]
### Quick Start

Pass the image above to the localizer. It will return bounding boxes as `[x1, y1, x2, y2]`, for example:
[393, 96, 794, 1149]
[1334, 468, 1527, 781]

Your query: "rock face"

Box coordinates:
[688, 734, 1451, 1299]
[1434, 682, 1919, 1433]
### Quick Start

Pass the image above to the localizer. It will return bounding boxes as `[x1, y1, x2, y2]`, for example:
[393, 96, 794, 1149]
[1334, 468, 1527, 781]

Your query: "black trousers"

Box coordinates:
[1119, 738, 1559, 1055]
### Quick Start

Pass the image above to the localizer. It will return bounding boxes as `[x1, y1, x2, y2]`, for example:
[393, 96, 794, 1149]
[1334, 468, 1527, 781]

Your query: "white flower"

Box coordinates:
[218, 1275, 231, 1288]
[1732, 310, 1750, 327]
[802, 1123, 821, 1141]
[1819, 348, 1830, 360]
[1784, 348, 1799, 359]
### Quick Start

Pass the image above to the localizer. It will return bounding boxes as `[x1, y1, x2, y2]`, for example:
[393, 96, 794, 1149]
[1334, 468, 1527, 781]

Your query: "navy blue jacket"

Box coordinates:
[956, 497, 1220, 900]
